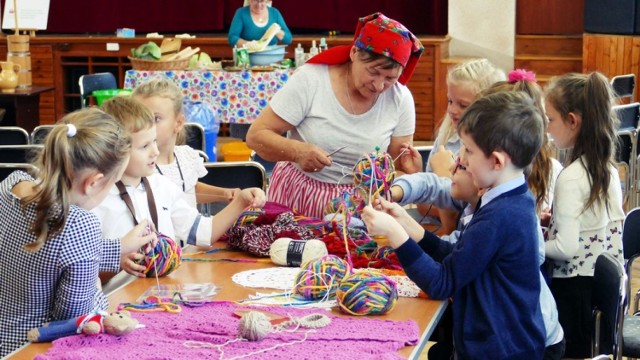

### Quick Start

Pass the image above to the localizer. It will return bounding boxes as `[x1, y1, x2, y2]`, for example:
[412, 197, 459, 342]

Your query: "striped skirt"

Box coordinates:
[268, 161, 354, 219]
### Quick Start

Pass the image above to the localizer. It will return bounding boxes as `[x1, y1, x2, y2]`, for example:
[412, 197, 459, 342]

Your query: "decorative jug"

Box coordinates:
[0, 61, 20, 93]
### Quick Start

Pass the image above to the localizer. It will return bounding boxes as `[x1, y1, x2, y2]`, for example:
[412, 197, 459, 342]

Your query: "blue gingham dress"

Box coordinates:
[0, 172, 109, 357]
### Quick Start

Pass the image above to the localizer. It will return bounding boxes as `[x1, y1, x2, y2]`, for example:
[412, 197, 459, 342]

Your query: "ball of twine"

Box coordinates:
[138, 233, 182, 277]
[269, 238, 328, 267]
[238, 311, 272, 341]
[352, 150, 395, 192]
[336, 271, 398, 316]
[293, 255, 351, 300]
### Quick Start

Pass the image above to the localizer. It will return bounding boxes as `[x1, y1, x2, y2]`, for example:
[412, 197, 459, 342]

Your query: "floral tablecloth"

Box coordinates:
[124, 69, 294, 124]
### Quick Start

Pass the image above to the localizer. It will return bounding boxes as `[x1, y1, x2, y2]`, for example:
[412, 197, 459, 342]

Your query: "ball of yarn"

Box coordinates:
[293, 255, 351, 300]
[336, 271, 398, 316]
[352, 150, 395, 192]
[269, 238, 328, 267]
[238, 311, 272, 341]
[138, 233, 182, 277]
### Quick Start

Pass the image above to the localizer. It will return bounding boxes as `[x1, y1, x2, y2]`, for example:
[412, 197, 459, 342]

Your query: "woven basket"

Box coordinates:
[128, 56, 190, 71]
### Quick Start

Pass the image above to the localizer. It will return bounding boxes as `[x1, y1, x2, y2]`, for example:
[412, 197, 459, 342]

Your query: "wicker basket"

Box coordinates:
[128, 56, 190, 71]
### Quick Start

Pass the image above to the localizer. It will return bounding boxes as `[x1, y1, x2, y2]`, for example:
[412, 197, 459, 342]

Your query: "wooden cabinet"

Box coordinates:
[6, 35, 449, 141]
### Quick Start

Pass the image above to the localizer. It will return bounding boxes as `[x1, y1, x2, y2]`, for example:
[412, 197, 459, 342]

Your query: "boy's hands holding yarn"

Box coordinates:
[371, 197, 425, 241]
[233, 187, 266, 209]
[294, 142, 332, 173]
[120, 219, 158, 277]
[362, 204, 409, 249]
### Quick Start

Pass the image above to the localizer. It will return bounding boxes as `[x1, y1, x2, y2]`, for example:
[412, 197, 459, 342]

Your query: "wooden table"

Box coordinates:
[0, 86, 54, 132]
[10, 246, 447, 359]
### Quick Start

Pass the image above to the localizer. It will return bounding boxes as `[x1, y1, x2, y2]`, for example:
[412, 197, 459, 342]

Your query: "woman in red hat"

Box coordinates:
[247, 13, 423, 218]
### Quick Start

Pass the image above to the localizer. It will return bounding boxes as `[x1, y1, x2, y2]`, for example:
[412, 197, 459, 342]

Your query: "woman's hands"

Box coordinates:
[294, 142, 333, 173]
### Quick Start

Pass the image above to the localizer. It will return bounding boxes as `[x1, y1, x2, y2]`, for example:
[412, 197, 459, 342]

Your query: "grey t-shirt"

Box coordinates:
[269, 64, 415, 184]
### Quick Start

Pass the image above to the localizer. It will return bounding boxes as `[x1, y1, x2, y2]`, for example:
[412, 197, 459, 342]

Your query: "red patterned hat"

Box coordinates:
[307, 12, 424, 85]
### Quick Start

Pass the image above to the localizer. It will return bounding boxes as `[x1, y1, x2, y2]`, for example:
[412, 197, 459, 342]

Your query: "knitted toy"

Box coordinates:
[27, 310, 138, 343]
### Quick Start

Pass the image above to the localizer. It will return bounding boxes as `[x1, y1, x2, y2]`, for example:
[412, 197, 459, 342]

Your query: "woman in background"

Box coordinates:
[228, 0, 292, 48]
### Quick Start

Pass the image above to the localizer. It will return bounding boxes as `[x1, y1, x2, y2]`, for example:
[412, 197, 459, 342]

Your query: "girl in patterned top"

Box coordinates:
[132, 79, 238, 208]
[544, 72, 625, 358]
[0, 108, 156, 357]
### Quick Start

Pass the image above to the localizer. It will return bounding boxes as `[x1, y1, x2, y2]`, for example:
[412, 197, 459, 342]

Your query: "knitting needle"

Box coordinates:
[326, 145, 348, 157]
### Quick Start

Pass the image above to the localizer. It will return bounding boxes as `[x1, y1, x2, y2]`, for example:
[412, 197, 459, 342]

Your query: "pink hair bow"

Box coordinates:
[508, 69, 537, 83]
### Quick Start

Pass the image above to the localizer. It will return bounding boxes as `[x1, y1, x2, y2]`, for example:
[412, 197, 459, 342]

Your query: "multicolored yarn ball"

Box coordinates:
[336, 271, 398, 316]
[138, 233, 182, 277]
[293, 255, 351, 300]
[323, 191, 361, 217]
[352, 149, 395, 200]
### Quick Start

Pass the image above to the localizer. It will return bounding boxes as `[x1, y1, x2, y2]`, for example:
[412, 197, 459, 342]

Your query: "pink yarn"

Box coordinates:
[508, 69, 537, 83]
[36, 302, 419, 359]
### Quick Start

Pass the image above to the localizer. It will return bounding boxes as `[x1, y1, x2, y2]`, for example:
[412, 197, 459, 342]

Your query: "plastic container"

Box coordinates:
[183, 101, 219, 161]
[294, 43, 305, 67]
[92, 89, 133, 105]
[220, 141, 252, 162]
[249, 45, 286, 66]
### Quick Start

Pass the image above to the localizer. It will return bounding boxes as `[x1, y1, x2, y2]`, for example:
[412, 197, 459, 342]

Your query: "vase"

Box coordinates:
[0, 61, 20, 93]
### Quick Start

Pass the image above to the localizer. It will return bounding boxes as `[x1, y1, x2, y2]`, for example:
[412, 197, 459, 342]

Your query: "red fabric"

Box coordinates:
[306, 12, 424, 85]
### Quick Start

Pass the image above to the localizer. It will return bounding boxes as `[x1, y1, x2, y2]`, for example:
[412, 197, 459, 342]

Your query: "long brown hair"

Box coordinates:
[22, 108, 130, 251]
[483, 79, 553, 213]
[545, 72, 618, 211]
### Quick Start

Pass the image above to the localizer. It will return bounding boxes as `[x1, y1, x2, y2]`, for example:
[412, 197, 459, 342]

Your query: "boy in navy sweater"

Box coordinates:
[363, 92, 546, 359]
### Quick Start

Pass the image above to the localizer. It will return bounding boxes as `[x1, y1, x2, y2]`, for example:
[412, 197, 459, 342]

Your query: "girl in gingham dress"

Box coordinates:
[132, 79, 238, 208]
[0, 109, 156, 357]
[543, 72, 625, 358]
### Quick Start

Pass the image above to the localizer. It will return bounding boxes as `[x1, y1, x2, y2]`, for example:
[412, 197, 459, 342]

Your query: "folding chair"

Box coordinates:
[0, 163, 38, 182]
[621, 207, 640, 359]
[197, 161, 266, 216]
[249, 150, 276, 179]
[78, 72, 117, 108]
[611, 74, 636, 102]
[30, 124, 56, 144]
[614, 103, 640, 210]
[415, 145, 434, 172]
[0, 145, 43, 163]
[183, 122, 206, 153]
[0, 126, 29, 145]
[592, 252, 626, 359]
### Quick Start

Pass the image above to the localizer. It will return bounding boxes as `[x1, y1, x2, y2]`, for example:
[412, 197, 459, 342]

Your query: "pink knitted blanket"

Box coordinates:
[36, 301, 419, 359]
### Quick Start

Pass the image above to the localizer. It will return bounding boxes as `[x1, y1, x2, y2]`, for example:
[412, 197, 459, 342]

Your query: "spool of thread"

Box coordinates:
[352, 149, 395, 197]
[138, 233, 182, 277]
[336, 271, 398, 316]
[269, 238, 328, 267]
[238, 311, 272, 341]
[293, 254, 351, 300]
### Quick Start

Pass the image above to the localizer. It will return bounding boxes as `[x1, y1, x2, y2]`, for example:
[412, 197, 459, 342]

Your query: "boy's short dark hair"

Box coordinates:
[457, 92, 543, 169]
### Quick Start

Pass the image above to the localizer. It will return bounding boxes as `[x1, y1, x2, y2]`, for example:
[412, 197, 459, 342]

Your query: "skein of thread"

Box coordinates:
[269, 238, 328, 266]
[238, 311, 272, 341]
[336, 271, 398, 316]
[138, 233, 182, 277]
[293, 255, 351, 300]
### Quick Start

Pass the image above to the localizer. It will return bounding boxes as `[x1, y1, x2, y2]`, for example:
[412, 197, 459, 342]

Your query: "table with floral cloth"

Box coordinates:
[124, 69, 294, 124]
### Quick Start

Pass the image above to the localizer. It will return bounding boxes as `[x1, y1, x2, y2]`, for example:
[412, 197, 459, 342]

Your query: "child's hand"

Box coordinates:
[121, 252, 147, 278]
[361, 205, 409, 249]
[397, 142, 422, 174]
[234, 187, 266, 208]
[372, 197, 408, 219]
[121, 219, 158, 255]
[430, 145, 455, 178]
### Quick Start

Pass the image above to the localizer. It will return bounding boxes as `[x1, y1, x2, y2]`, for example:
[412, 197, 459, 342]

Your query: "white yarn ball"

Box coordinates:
[269, 238, 328, 267]
[238, 311, 272, 341]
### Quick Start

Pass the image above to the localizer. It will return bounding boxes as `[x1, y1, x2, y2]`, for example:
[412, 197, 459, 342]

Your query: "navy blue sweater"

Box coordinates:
[395, 183, 545, 359]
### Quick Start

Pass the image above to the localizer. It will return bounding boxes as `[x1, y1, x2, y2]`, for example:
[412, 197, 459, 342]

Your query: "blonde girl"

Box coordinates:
[132, 79, 237, 207]
[0, 109, 155, 357]
[544, 72, 625, 358]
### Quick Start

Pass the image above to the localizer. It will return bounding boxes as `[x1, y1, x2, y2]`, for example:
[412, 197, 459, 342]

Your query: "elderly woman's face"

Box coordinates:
[350, 48, 402, 99]
[250, 0, 269, 12]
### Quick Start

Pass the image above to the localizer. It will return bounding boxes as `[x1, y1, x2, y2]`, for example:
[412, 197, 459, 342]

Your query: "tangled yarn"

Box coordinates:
[323, 190, 362, 217]
[352, 148, 395, 201]
[138, 233, 182, 277]
[293, 255, 351, 300]
[237, 311, 331, 341]
[336, 271, 398, 316]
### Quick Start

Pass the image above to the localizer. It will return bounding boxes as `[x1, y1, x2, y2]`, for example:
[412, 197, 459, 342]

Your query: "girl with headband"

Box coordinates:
[247, 12, 424, 218]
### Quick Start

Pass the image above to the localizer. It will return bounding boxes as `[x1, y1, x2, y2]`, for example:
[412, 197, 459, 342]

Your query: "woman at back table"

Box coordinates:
[246, 12, 424, 218]
[228, 0, 292, 47]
